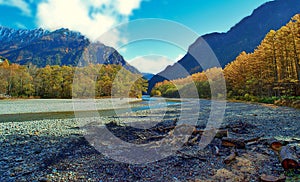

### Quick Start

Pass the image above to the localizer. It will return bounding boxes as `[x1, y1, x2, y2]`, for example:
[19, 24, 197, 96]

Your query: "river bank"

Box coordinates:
[1, 99, 299, 181]
[227, 96, 300, 110]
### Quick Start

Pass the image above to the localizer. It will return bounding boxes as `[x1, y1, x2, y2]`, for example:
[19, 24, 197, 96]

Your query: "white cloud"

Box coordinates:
[175, 54, 184, 61]
[115, 0, 141, 15]
[36, 0, 143, 43]
[0, 0, 31, 16]
[99, 27, 128, 48]
[129, 55, 175, 74]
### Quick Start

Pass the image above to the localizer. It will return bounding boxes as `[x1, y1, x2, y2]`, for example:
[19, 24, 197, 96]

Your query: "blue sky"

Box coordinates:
[0, 0, 271, 73]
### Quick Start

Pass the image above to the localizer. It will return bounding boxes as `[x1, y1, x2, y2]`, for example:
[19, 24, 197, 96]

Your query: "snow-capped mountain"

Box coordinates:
[0, 27, 140, 73]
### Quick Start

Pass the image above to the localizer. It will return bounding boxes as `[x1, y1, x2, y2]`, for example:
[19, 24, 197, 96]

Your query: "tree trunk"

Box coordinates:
[280, 145, 299, 170]
[289, 24, 300, 80]
[268, 139, 283, 152]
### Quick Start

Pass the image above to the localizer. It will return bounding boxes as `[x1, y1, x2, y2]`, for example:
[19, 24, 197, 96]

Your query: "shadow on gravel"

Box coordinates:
[0, 133, 99, 180]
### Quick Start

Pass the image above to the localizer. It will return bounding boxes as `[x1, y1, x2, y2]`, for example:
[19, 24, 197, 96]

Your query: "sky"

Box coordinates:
[0, 0, 272, 73]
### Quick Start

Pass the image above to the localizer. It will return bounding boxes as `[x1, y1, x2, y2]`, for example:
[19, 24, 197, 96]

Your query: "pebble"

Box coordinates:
[15, 157, 23, 162]
[34, 149, 42, 154]
[2, 157, 9, 161]
[14, 166, 23, 172]
[0, 100, 300, 181]
[39, 177, 50, 182]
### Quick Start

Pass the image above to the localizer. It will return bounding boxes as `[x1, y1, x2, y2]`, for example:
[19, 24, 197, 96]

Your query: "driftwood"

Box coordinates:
[259, 174, 286, 182]
[223, 149, 237, 164]
[222, 138, 246, 149]
[280, 145, 299, 170]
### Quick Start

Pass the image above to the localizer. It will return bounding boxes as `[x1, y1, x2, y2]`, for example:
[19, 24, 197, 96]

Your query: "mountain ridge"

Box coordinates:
[0, 27, 140, 74]
[148, 0, 300, 93]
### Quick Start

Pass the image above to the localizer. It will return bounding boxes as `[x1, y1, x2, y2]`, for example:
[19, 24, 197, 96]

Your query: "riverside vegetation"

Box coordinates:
[0, 62, 147, 99]
[151, 14, 300, 108]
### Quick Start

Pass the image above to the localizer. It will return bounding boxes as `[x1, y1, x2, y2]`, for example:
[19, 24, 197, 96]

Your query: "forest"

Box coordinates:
[152, 14, 300, 105]
[0, 61, 147, 99]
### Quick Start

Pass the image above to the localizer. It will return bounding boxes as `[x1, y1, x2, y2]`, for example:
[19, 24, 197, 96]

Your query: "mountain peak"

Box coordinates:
[0, 26, 140, 73]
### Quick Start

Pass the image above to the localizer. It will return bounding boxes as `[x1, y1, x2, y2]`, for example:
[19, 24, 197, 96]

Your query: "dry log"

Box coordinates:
[224, 150, 237, 164]
[280, 145, 299, 170]
[259, 174, 286, 182]
[192, 129, 228, 138]
[245, 135, 264, 143]
[222, 137, 245, 149]
[268, 139, 283, 152]
[245, 135, 264, 146]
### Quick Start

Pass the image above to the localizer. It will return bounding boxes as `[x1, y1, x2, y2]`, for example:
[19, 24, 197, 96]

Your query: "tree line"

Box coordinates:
[152, 14, 300, 102]
[0, 61, 147, 99]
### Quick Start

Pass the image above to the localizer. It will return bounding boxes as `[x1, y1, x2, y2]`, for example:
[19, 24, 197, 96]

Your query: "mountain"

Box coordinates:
[142, 73, 155, 80]
[148, 0, 300, 92]
[0, 27, 140, 74]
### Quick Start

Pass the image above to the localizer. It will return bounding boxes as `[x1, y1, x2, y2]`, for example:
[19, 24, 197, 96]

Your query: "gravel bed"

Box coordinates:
[0, 100, 299, 181]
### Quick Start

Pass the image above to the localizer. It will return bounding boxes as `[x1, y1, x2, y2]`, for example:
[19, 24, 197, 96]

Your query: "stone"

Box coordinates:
[2, 157, 9, 161]
[34, 149, 42, 154]
[39, 177, 50, 182]
[14, 166, 23, 172]
[15, 157, 24, 162]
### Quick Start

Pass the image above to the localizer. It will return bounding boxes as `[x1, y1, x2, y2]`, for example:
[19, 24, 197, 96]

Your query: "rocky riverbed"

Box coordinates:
[0, 99, 299, 181]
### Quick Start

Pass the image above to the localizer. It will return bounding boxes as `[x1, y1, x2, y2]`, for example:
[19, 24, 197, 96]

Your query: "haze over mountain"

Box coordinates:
[0, 27, 140, 74]
[148, 0, 300, 92]
[142, 73, 155, 80]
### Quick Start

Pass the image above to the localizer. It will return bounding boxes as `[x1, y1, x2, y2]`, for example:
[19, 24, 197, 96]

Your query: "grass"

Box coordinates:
[285, 169, 300, 182]
[228, 95, 300, 109]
